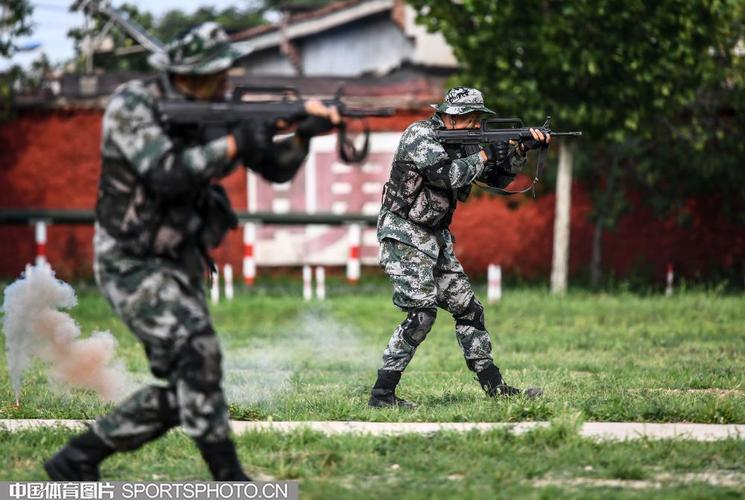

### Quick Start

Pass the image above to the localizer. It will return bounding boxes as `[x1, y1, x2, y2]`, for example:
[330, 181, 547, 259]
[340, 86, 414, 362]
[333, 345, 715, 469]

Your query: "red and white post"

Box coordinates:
[346, 224, 361, 284]
[210, 270, 220, 305]
[303, 265, 313, 301]
[665, 264, 674, 296]
[223, 264, 234, 301]
[315, 266, 326, 301]
[487, 264, 502, 303]
[242, 222, 256, 286]
[35, 221, 47, 266]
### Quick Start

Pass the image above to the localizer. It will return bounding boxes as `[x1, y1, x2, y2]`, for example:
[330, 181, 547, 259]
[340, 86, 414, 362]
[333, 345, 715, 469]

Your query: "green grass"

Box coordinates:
[1, 286, 744, 494]
[1, 287, 743, 424]
[1, 424, 743, 498]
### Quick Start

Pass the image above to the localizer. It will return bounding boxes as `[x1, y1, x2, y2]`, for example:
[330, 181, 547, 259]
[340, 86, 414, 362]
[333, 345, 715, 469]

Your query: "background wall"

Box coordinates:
[1, 110, 743, 283]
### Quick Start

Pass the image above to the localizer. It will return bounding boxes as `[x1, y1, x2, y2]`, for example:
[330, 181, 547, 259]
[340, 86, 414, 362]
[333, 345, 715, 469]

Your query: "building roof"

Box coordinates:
[230, 0, 456, 69]
[231, 0, 393, 48]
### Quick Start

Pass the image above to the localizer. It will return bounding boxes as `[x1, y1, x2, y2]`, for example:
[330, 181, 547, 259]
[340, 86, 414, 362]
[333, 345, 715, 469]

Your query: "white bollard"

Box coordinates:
[346, 224, 361, 284]
[210, 270, 220, 305]
[303, 265, 313, 301]
[243, 222, 256, 286]
[223, 264, 234, 301]
[315, 266, 326, 301]
[487, 264, 502, 303]
[35, 221, 47, 266]
[665, 264, 674, 296]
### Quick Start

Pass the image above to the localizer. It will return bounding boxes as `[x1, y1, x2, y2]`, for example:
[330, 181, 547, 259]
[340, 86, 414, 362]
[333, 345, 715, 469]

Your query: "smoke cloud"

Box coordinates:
[1, 264, 130, 403]
[224, 307, 376, 405]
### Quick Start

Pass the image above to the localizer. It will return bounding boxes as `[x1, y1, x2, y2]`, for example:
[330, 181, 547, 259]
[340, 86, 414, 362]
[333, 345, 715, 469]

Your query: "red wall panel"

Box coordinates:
[1, 111, 742, 283]
[0, 110, 247, 281]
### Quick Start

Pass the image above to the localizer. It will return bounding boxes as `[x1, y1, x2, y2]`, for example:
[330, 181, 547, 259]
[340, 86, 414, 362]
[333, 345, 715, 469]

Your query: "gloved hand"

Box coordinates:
[520, 138, 541, 152]
[232, 119, 275, 163]
[519, 127, 550, 152]
[482, 141, 509, 165]
[295, 115, 335, 140]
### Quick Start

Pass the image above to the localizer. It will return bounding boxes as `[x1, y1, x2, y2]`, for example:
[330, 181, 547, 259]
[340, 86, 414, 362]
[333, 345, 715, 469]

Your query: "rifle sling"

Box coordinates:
[475, 144, 548, 197]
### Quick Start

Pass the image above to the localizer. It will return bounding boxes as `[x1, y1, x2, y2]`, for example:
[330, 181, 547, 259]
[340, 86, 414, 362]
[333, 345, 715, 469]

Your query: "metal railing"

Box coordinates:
[0, 208, 375, 286]
[0, 209, 378, 226]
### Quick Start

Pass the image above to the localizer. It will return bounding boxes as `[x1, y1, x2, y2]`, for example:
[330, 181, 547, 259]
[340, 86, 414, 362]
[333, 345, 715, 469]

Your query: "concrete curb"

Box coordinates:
[1, 419, 743, 441]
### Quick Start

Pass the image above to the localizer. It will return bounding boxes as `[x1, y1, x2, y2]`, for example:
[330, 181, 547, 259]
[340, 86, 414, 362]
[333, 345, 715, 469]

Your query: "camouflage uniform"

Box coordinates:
[90, 24, 241, 452]
[46, 24, 259, 481]
[370, 88, 529, 406]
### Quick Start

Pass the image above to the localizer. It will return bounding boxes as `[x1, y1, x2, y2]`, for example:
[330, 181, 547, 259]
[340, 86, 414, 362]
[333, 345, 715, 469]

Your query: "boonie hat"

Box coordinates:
[148, 22, 249, 75]
[431, 87, 495, 115]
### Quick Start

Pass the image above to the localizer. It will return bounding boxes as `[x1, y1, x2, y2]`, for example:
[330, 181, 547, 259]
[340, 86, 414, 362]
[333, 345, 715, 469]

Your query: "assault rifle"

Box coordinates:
[157, 84, 395, 163]
[435, 116, 582, 196]
[74, 0, 393, 163]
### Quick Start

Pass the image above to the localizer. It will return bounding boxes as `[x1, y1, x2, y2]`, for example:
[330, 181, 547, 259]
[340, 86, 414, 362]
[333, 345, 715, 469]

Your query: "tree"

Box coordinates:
[155, 6, 265, 41]
[0, 0, 33, 57]
[66, 1, 337, 74]
[68, 2, 275, 72]
[410, 0, 745, 286]
[1, 0, 34, 119]
[67, 2, 156, 73]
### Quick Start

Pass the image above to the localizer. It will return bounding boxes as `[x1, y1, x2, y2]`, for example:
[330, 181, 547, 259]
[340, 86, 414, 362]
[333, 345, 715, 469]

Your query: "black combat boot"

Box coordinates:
[477, 364, 543, 399]
[197, 439, 253, 481]
[44, 429, 115, 481]
[368, 369, 416, 409]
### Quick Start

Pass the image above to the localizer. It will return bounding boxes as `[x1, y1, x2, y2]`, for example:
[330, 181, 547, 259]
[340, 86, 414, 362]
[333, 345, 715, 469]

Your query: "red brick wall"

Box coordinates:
[1, 110, 743, 283]
[0, 110, 246, 281]
[452, 187, 745, 282]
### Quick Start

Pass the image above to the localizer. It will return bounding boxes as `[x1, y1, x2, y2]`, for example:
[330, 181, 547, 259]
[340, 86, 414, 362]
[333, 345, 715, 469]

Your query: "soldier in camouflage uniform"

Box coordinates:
[369, 87, 548, 408]
[45, 23, 339, 481]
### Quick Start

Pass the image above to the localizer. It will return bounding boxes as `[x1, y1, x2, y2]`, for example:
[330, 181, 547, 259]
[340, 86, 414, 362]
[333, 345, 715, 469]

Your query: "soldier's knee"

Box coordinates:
[144, 341, 175, 379]
[401, 307, 437, 347]
[176, 326, 223, 391]
[454, 296, 485, 331]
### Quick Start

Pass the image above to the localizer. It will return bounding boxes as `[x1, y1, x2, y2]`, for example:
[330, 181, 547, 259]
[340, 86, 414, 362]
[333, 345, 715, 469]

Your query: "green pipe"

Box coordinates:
[0, 209, 378, 227]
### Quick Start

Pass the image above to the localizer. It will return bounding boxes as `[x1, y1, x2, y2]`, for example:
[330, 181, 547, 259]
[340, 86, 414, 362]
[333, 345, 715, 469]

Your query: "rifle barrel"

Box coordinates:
[550, 131, 583, 136]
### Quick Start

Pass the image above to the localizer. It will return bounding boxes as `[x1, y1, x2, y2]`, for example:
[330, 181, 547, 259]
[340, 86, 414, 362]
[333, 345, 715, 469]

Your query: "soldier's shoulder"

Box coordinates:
[107, 79, 158, 112]
[399, 119, 439, 148]
[403, 119, 438, 138]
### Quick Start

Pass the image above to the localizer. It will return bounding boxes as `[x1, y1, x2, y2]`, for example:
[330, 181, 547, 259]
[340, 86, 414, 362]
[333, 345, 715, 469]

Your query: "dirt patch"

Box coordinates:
[629, 388, 745, 397]
[2, 419, 744, 441]
[656, 470, 745, 487]
[534, 470, 745, 490]
[534, 477, 659, 490]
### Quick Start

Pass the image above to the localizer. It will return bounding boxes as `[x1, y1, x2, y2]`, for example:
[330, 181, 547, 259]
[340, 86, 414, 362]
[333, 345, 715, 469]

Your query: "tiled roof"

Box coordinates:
[230, 0, 388, 42]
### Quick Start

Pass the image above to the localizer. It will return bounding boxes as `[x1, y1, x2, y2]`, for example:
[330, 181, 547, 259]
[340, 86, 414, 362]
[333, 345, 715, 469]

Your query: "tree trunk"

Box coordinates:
[590, 159, 619, 288]
[551, 142, 574, 294]
[590, 218, 604, 287]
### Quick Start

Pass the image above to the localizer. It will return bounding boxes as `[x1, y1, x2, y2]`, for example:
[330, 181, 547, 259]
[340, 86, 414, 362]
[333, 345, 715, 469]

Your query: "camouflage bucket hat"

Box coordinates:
[148, 22, 249, 75]
[431, 87, 495, 115]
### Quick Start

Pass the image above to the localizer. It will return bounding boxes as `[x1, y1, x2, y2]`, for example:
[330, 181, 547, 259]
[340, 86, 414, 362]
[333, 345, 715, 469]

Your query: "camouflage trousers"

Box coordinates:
[378, 237, 493, 373]
[90, 246, 230, 451]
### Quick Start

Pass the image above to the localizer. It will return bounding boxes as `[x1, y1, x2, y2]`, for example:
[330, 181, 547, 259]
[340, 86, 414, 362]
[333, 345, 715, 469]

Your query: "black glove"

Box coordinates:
[295, 115, 335, 140]
[232, 119, 275, 164]
[482, 141, 509, 165]
[520, 137, 542, 152]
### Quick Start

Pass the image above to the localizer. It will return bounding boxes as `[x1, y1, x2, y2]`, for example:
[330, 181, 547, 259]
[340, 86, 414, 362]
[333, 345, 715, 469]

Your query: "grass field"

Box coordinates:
[2, 425, 744, 498]
[2, 286, 743, 423]
[1, 285, 744, 495]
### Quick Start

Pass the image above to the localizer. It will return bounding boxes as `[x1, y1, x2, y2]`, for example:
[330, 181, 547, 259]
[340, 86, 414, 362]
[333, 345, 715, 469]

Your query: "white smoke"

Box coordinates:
[1, 264, 130, 403]
[224, 307, 376, 405]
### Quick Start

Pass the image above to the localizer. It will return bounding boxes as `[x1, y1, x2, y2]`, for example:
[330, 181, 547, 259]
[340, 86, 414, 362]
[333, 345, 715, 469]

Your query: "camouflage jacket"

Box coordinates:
[95, 78, 239, 263]
[378, 113, 525, 259]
